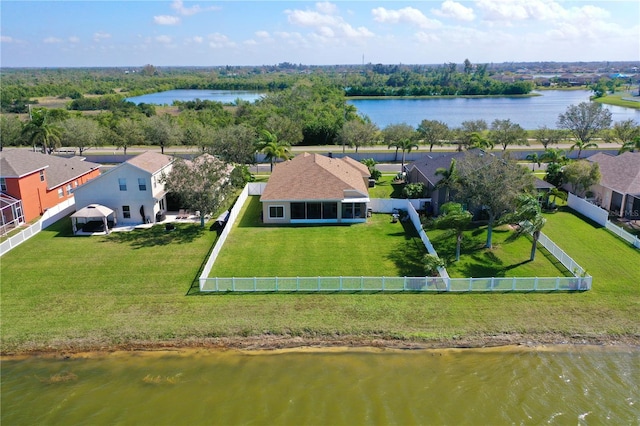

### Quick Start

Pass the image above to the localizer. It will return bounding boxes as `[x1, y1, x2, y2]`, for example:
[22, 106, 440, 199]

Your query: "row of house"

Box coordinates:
[0, 150, 174, 233]
[1, 148, 639, 234]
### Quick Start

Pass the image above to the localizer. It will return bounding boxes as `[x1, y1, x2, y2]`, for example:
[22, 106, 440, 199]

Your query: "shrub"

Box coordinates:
[402, 182, 426, 199]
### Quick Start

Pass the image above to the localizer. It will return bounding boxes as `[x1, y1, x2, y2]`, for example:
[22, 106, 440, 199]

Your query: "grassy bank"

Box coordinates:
[1, 205, 638, 354]
[593, 92, 640, 109]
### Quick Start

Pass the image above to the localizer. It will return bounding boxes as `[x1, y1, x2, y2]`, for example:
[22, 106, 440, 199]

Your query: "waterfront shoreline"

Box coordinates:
[2, 333, 639, 359]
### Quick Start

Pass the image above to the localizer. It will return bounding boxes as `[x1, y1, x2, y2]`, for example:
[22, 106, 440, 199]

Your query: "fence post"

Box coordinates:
[446, 277, 451, 292]
[340, 276, 343, 291]
[317, 276, 321, 291]
[534, 277, 538, 291]
[555, 277, 559, 290]
[490, 277, 495, 291]
[254, 277, 257, 291]
[215, 277, 219, 292]
[382, 276, 385, 291]
[297, 276, 299, 292]
[361, 276, 364, 291]
[275, 276, 278, 292]
[469, 277, 473, 292]
[512, 277, 516, 291]
[232, 277, 235, 292]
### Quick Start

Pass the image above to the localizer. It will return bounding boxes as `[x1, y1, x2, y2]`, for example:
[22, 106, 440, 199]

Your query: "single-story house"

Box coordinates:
[0, 149, 101, 223]
[405, 150, 480, 215]
[260, 153, 370, 224]
[586, 152, 640, 218]
[73, 151, 174, 225]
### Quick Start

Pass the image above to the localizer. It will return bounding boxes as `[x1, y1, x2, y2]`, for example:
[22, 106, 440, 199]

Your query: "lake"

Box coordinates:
[125, 89, 264, 105]
[127, 89, 638, 129]
[348, 90, 640, 129]
[2, 346, 638, 425]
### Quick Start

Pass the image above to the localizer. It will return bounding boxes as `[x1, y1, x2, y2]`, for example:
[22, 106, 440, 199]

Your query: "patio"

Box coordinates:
[73, 211, 203, 236]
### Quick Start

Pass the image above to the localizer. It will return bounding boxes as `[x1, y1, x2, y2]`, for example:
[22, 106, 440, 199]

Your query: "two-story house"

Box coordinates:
[73, 151, 174, 225]
[0, 149, 101, 223]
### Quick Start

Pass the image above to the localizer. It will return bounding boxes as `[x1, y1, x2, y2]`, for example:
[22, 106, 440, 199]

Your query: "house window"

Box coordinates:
[58, 188, 64, 198]
[118, 178, 127, 191]
[269, 205, 284, 219]
[138, 178, 147, 191]
[66, 184, 73, 194]
[123, 205, 131, 219]
[0, 178, 6, 191]
[40, 170, 45, 182]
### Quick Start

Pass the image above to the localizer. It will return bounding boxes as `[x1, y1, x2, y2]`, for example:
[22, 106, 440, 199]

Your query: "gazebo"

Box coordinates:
[71, 204, 116, 235]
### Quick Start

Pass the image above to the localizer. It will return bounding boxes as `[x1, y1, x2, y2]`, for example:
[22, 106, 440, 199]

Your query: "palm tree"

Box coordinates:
[257, 130, 291, 171]
[619, 136, 640, 153]
[525, 153, 542, 170]
[21, 108, 62, 154]
[569, 139, 598, 159]
[434, 202, 472, 262]
[506, 194, 546, 261]
[434, 159, 457, 204]
[540, 148, 569, 165]
[387, 138, 418, 172]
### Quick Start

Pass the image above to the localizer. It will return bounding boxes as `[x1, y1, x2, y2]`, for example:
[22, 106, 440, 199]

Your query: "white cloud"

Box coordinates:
[154, 15, 181, 25]
[208, 33, 236, 49]
[432, 0, 475, 22]
[286, 3, 374, 40]
[171, 0, 219, 16]
[0, 36, 14, 43]
[315, 1, 337, 15]
[43, 37, 63, 44]
[372, 7, 441, 29]
[156, 35, 172, 44]
[68, 36, 80, 43]
[192, 36, 203, 44]
[255, 31, 270, 39]
[93, 32, 111, 42]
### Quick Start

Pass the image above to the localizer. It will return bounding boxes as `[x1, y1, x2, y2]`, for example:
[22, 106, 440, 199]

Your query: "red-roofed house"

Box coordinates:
[0, 149, 101, 224]
[73, 151, 174, 225]
[260, 153, 370, 224]
[586, 152, 640, 219]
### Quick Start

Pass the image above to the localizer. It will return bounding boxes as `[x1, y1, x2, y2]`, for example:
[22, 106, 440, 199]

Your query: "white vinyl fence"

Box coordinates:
[567, 193, 639, 249]
[605, 221, 640, 249]
[0, 198, 76, 257]
[199, 192, 591, 292]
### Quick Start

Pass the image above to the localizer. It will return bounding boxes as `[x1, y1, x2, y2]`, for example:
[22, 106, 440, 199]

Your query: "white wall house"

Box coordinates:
[73, 151, 174, 225]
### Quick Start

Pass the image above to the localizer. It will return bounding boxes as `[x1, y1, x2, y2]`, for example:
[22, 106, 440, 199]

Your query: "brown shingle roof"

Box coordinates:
[0, 149, 101, 188]
[126, 151, 173, 174]
[587, 152, 640, 195]
[261, 153, 370, 201]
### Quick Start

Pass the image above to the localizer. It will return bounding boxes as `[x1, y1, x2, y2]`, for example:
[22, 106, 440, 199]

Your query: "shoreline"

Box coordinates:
[2, 333, 639, 359]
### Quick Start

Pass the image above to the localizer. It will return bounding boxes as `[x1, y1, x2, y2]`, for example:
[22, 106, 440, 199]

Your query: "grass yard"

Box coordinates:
[210, 196, 427, 277]
[426, 224, 572, 278]
[1, 202, 638, 354]
[367, 175, 404, 199]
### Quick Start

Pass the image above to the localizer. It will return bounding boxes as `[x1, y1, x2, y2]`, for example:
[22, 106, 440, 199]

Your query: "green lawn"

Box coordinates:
[1, 204, 638, 354]
[426, 224, 572, 278]
[211, 196, 426, 277]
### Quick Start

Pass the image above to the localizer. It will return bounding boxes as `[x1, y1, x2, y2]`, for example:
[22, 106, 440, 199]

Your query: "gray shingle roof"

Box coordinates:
[587, 152, 640, 195]
[0, 149, 101, 189]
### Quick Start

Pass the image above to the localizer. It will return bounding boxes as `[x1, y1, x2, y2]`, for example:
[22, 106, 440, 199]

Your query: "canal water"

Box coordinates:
[2, 346, 638, 425]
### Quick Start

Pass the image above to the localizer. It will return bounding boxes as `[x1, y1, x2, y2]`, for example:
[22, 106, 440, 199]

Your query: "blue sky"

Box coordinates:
[1, 1, 639, 67]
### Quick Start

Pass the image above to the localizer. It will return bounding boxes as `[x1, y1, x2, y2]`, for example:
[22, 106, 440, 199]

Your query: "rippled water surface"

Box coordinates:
[2, 347, 638, 425]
